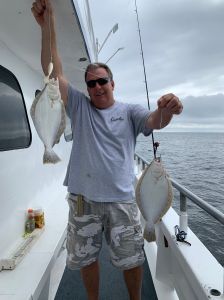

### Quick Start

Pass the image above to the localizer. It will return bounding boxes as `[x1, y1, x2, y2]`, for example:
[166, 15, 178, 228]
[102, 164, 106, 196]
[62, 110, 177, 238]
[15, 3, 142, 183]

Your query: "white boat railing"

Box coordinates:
[134, 153, 224, 226]
[135, 153, 224, 300]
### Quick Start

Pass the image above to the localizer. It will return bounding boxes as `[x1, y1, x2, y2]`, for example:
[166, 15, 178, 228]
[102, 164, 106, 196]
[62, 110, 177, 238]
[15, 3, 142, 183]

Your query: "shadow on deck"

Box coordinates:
[55, 238, 158, 300]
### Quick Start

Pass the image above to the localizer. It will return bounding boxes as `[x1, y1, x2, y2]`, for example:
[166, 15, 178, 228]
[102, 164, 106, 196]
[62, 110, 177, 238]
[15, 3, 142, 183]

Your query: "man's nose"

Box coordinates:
[95, 82, 102, 89]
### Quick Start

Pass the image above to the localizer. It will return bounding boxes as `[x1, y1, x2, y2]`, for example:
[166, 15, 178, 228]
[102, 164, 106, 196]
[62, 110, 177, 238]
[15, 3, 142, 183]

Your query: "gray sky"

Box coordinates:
[88, 0, 224, 131]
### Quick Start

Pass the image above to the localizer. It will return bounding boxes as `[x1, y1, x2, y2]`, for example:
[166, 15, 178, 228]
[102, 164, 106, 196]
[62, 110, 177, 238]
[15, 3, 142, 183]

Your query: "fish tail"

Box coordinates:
[143, 222, 156, 242]
[43, 148, 61, 164]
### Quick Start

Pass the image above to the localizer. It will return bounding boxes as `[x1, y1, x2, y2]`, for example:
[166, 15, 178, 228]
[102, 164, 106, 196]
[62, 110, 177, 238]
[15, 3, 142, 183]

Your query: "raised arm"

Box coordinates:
[31, 0, 68, 106]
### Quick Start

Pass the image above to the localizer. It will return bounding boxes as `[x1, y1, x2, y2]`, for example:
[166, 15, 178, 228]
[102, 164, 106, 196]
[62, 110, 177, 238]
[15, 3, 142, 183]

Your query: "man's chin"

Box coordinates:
[91, 98, 115, 109]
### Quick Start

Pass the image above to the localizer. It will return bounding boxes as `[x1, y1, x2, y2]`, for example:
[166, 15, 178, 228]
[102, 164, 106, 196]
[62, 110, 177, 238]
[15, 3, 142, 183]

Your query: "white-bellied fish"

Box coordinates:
[136, 158, 173, 242]
[30, 63, 66, 164]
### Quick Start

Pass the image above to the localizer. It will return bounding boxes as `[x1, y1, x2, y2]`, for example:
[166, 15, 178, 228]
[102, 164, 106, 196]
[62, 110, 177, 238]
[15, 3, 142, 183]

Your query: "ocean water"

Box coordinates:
[136, 132, 224, 266]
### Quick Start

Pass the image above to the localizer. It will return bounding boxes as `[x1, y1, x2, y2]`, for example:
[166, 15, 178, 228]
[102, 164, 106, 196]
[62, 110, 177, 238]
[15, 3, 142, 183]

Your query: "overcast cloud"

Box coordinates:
[88, 0, 224, 131]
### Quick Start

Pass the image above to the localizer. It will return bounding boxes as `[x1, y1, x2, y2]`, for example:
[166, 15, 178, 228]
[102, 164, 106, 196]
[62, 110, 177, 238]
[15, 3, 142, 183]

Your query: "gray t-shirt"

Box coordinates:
[63, 84, 153, 202]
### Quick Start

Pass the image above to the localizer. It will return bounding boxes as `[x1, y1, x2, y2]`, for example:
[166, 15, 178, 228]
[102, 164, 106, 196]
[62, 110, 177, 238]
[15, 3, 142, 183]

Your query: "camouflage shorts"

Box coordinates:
[66, 193, 145, 270]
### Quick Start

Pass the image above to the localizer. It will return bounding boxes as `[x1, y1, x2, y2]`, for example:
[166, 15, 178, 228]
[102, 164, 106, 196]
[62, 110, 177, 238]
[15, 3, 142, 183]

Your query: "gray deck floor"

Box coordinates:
[55, 238, 158, 300]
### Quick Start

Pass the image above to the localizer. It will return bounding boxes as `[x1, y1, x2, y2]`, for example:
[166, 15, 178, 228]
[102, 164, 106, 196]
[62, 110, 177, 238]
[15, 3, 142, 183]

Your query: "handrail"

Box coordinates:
[134, 153, 224, 226]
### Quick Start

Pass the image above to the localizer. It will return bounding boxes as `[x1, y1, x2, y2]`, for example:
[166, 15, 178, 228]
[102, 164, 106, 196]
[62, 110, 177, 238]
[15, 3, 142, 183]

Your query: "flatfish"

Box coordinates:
[30, 63, 66, 164]
[136, 158, 173, 242]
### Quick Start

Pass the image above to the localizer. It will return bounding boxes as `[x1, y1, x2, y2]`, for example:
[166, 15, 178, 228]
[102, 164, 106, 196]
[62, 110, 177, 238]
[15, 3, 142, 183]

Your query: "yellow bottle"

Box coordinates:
[33, 208, 45, 228]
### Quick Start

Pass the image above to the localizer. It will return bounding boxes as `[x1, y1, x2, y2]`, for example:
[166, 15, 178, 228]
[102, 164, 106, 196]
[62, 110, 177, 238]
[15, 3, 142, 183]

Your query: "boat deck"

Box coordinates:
[55, 238, 158, 300]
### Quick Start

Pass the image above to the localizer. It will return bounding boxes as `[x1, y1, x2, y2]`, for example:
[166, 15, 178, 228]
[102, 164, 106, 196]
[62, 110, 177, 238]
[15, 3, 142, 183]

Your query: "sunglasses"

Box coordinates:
[86, 77, 111, 88]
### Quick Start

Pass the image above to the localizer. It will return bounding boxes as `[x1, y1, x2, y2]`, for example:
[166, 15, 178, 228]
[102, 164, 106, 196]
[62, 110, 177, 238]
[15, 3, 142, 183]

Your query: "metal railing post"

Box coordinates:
[179, 193, 188, 233]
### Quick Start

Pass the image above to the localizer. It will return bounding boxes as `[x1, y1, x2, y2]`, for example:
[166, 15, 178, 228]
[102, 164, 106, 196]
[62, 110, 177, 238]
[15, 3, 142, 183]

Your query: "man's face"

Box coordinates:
[86, 67, 115, 109]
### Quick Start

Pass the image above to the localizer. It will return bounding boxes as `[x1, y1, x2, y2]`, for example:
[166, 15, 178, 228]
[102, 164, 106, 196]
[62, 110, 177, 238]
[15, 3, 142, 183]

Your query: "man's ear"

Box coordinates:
[111, 80, 115, 90]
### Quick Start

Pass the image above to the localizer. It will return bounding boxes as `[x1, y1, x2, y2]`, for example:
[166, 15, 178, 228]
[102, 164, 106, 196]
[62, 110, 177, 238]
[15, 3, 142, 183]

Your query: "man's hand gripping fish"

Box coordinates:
[136, 158, 173, 242]
[30, 62, 66, 164]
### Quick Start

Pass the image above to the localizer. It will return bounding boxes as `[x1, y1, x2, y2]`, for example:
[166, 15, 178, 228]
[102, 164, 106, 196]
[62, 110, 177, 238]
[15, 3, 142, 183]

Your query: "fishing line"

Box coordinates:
[48, 9, 52, 63]
[134, 0, 159, 159]
[42, 6, 54, 85]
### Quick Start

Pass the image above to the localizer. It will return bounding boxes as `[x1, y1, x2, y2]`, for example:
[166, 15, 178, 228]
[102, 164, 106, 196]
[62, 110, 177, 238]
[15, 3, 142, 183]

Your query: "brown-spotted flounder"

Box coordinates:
[30, 63, 66, 164]
[136, 158, 173, 242]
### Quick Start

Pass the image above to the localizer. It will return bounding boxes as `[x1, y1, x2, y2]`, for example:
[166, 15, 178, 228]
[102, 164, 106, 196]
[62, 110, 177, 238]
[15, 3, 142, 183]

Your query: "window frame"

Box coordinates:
[0, 65, 32, 151]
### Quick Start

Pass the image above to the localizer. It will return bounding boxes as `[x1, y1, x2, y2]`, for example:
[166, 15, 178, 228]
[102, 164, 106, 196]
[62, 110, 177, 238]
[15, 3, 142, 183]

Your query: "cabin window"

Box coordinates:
[0, 65, 31, 151]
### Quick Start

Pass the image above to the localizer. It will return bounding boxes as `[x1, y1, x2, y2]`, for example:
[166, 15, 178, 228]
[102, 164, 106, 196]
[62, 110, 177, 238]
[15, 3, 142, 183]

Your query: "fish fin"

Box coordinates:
[30, 85, 47, 120]
[43, 148, 61, 164]
[53, 102, 66, 146]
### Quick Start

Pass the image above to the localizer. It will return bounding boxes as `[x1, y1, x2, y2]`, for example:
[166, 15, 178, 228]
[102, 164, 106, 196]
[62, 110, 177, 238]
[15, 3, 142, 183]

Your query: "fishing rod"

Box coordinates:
[134, 0, 158, 159]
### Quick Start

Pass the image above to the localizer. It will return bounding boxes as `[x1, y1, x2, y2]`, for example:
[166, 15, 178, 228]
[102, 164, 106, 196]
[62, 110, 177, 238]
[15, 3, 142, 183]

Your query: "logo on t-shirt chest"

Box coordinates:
[111, 116, 124, 122]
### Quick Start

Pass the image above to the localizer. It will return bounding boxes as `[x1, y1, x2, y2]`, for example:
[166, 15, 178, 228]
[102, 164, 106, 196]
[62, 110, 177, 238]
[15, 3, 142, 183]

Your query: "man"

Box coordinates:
[32, 1, 183, 299]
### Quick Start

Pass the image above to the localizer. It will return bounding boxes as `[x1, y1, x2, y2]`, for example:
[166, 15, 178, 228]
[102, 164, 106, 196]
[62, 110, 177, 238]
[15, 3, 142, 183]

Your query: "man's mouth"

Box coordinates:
[95, 92, 105, 96]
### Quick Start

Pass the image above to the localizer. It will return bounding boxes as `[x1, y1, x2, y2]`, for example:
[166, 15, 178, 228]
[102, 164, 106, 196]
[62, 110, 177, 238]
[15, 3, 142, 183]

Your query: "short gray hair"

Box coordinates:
[85, 63, 113, 81]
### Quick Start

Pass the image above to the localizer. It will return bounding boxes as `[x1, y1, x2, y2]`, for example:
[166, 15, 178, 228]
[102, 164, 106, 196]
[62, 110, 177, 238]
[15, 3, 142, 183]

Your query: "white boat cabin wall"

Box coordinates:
[0, 0, 95, 260]
[0, 41, 69, 261]
[0, 0, 94, 273]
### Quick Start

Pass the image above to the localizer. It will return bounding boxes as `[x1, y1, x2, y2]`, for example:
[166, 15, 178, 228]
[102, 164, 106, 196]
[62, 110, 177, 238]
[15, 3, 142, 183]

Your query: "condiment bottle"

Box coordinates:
[33, 208, 45, 228]
[25, 208, 35, 233]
